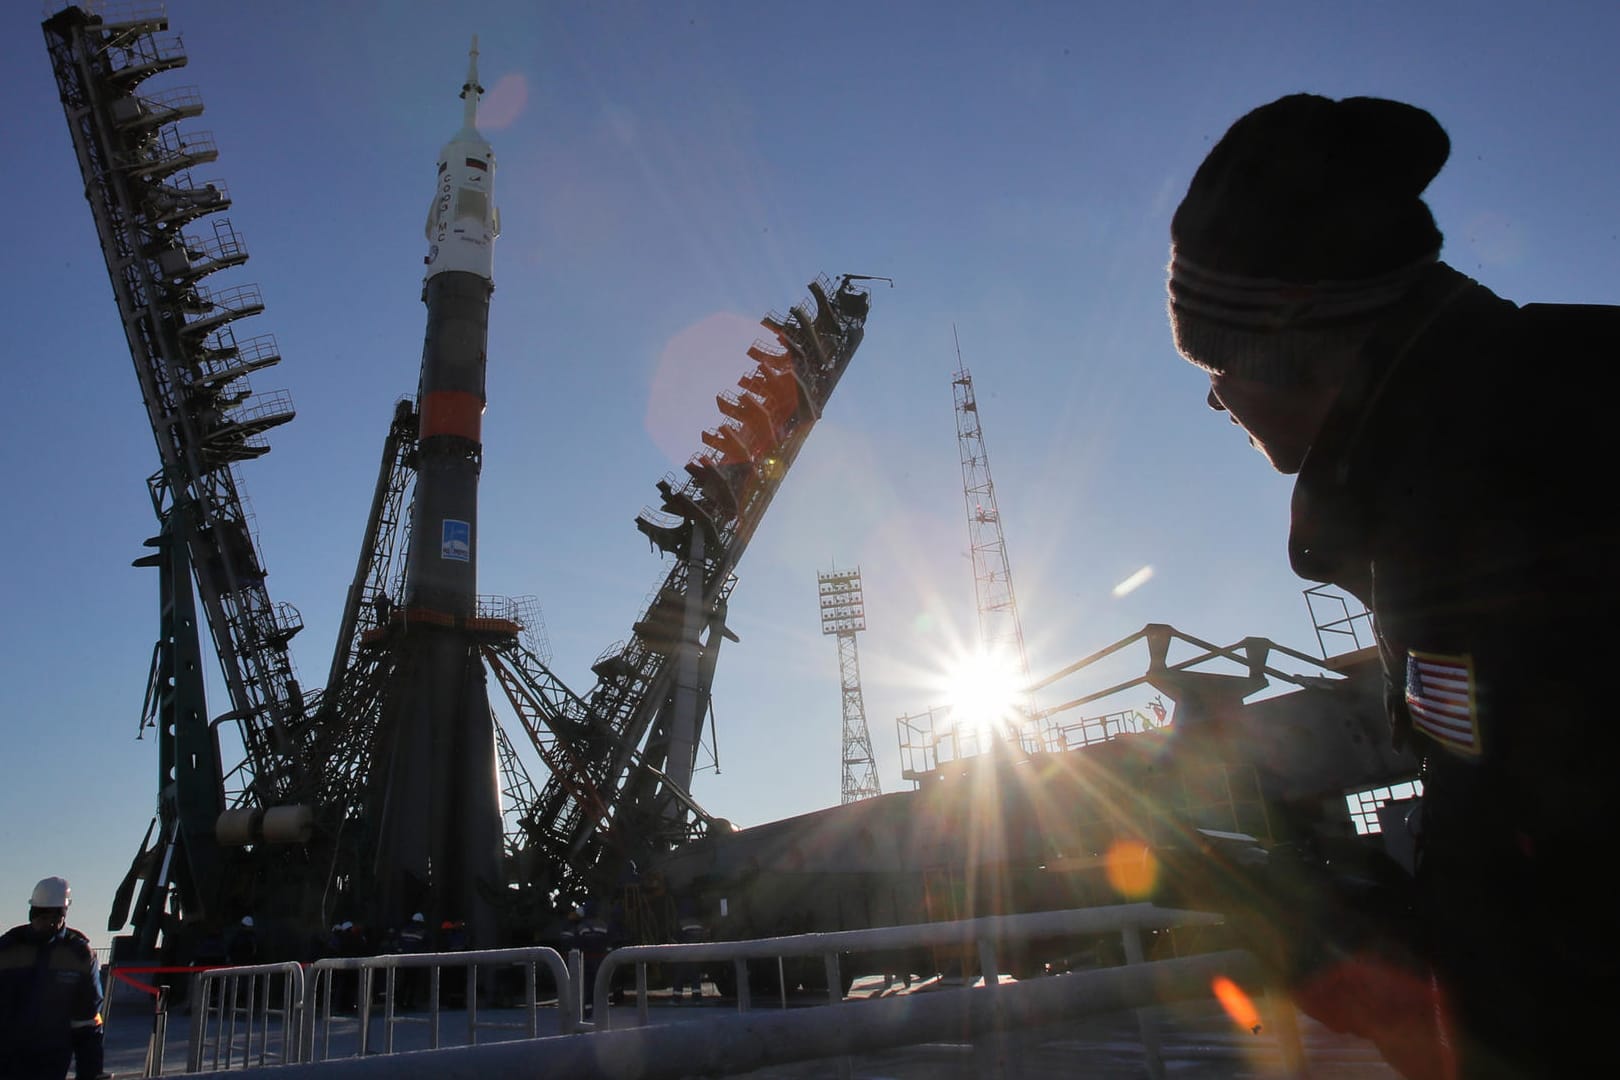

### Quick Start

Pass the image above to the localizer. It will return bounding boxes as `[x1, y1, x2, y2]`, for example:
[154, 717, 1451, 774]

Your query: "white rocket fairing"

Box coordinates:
[425, 37, 499, 283]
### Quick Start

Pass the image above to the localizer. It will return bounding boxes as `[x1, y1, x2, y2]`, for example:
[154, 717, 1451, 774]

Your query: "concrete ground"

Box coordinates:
[101, 975, 1399, 1078]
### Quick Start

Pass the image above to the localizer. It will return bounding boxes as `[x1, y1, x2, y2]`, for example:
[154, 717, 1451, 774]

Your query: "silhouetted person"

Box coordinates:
[1166, 92, 1620, 1078]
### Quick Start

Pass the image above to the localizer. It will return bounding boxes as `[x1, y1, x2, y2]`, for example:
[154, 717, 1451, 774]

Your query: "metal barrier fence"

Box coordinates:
[302, 946, 575, 1061]
[587, 902, 1280, 1079]
[187, 962, 305, 1073]
[180, 946, 1278, 1080]
[182, 946, 572, 1072]
[176, 905, 1298, 1080]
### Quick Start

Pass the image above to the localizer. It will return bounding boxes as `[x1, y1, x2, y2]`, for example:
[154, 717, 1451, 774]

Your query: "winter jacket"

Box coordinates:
[1289, 262, 1620, 1075]
[0, 923, 104, 1080]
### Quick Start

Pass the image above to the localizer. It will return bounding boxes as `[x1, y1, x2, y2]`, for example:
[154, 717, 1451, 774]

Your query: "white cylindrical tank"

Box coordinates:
[214, 807, 261, 846]
[263, 804, 315, 844]
[216, 804, 315, 845]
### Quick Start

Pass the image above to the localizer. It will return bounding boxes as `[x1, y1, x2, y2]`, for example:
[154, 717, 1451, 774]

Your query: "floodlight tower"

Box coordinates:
[819, 567, 881, 803]
[952, 336, 1035, 738]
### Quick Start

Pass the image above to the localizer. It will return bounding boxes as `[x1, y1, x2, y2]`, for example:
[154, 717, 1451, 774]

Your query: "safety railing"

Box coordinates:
[591, 901, 1213, 1024]
[198, 915, 1281, 1080]
[186, 962, 305, 1073]
[587, 902, 1290, 1079]
[1304, 583, 1377, 660]
[302, 946, 575, 1062]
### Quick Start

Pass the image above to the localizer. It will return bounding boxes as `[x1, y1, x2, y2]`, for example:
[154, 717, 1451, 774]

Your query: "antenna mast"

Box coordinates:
[952, 331, 1034, 710]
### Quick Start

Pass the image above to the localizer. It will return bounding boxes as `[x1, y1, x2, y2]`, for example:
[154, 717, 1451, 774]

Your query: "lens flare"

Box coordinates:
[1111, 564, 1154, 597]
[478, 72, 529, 130]
[1212, 975, 1263, 1034]
[1103, 838, 1158, 898]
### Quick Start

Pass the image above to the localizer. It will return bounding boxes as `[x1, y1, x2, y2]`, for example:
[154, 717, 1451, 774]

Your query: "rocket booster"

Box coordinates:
[404, 37, 499, 617]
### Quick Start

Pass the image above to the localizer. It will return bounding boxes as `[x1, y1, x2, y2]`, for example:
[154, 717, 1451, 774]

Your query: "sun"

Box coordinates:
[939, 647, 1029, 742]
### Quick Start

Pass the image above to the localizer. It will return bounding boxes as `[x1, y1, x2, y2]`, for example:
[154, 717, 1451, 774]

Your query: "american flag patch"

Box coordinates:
[1405, 650, 1480, 757]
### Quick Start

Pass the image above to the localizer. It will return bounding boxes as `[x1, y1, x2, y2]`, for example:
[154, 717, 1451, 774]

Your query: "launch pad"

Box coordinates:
[43, 5, 1419, 999]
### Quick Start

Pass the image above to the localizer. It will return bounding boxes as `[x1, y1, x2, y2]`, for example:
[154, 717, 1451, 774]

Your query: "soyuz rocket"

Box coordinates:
[364, 39, 505, 943]
[407, 37, 498, 615]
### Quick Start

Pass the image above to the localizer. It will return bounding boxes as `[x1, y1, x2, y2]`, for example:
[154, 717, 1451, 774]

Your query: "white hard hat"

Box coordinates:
[30, 876, 70, 909]
[411, 912, 425, 923]
[241, 916, 254, 928]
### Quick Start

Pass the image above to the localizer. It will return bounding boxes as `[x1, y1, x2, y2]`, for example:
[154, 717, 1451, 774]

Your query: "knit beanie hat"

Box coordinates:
[1168, 94, 1450, 382]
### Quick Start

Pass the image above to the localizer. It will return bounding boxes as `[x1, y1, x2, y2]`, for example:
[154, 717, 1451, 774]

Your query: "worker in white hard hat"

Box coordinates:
[396, 912, 430, 1009]
[0, 876, 105, 1078]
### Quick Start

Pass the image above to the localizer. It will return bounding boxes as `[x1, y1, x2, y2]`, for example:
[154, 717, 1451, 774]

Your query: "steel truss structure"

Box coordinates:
[44, 4, 310, 949]
[818, 567, 882, 804]
[952, 361, 1032, 687]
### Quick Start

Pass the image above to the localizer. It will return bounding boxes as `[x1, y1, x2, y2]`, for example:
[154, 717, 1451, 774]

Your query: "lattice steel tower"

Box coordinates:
[952, 339, 1033, 715]
[819, 567, 881, 803]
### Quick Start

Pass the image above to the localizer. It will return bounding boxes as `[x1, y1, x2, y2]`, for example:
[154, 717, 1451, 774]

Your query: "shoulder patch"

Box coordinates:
[1406, 650, 1481, 757]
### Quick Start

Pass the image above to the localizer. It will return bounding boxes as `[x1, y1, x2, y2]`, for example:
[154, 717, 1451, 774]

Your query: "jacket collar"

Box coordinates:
[1288, 263, 1486, 587]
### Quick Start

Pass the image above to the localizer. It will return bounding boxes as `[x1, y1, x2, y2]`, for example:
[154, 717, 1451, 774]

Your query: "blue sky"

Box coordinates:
[4, 1, 1617, 947]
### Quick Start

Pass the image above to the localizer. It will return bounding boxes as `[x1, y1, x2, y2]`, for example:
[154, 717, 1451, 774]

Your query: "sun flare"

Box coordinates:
[938, 647, 1029, 741]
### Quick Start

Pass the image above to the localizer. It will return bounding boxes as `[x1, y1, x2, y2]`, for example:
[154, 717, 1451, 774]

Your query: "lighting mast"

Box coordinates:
[952, 332, 1035, 738]
[819, 567, 881, 803]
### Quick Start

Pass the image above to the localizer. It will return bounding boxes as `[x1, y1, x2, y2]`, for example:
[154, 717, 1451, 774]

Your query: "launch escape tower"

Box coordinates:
[48, 0, 876, 958]
[818, 568, 881, 804]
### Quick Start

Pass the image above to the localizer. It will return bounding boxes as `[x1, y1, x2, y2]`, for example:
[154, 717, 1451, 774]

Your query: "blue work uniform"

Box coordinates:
[0, 923, 105, 1080]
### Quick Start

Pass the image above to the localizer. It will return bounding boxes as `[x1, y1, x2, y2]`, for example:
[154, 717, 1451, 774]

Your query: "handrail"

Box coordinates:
[180, 949, 1269, 1080]
[171, 911, 1299, 1079]
[591, 903, 1247, 1079]
[591, 901, 1223, 1019]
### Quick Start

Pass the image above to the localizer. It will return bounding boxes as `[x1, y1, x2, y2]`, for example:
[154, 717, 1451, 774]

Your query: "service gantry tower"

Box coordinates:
[43, 4, 307, 954]
[818, 567, 881, 803]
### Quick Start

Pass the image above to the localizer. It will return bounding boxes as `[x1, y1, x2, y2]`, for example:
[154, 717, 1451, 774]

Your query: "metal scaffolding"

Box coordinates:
[819, 567, 881, 803]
